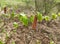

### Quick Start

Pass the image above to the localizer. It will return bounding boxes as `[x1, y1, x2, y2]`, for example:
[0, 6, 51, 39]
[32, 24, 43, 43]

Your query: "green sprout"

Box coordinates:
[1, 29, 6, 33]
[13, 30, 16, 33]
[13, 22, 19, 29]
[37, 12, 43, 22]
[12, 41, 15, 44]
[50, 40, 54, 44]
[44, 16, 50, 21]
[11, 12, 15, 18]
[0, 40, 4, 44]
[6, 33, 9, 40]
[10, 12, 16, 19]
[58, 13, 60, 16]
[51, 13, 57, 20]
[36, 40, 41, 44]
[19, 13, 28, 26]
[29, 15, 34, 23]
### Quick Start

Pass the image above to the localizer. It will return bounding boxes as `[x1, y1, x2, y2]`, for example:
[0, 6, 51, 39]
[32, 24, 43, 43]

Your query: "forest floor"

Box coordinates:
[0, 8, 60, 44]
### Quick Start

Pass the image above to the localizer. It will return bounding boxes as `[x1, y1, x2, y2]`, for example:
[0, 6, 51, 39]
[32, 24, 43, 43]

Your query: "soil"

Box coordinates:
[0, 8, 60, 44]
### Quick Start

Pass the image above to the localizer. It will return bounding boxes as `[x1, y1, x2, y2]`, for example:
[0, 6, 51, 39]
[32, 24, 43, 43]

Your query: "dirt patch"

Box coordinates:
[0, 18, 60, 44]
[0, 9, 60, 44]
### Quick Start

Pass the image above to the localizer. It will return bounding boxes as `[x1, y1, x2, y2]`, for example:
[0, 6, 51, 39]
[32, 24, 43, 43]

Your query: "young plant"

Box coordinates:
[51, 13, 57, 20]
[19, 13, 28, 26]
[0, 40, 4, 44]
[29, 15, 34, 23]
[13, 22, 19, 29]
[12, 41, 15, 44]
[58, 13, 60, 16]
[1, 29, 6, 33]
[36, 40, 41, 44]
[13, 30, 16, 33]
[10, 12, 15, 19]
[44, 16, 50, 21]
[37, 12, 43, 22]
[6, 33, 9, 40]
[50, 40, 54, 44]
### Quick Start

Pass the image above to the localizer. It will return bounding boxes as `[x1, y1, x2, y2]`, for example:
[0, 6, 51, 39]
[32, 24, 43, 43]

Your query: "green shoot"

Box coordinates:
[58, 13, 60, 16]
[37, 12, 43, 22]
[51, 13, 57, 20]
[44, 16, 50, 21]
[6, 33, 9, 40]
[11, 12, 15, 18]
[12, 41, 15, 44]
[29, 15, 34, 23]
[36, 40, 41, 44]
[1, 29, 6, 33]
[19, 13, 28, 26]
[22, 16, 28, 26]
[13, 22, 19, 29]
[50, 40, 54, 44]
[13, 30, 16, 33]
[0, 40, 4, 44]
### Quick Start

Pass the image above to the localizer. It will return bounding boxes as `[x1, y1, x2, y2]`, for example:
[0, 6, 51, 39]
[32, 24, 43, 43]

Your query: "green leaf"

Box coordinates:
[5, 33, 9, 40]
[11, 12, 15, 19]
[13, 22, 19, 28]
[20, 12, 26, 17]
[58, 13, 60, 16]
[50, 40, 54, 44]
[44, 16, 50, 21]
[29, 15, 34, 23]
[18, 14, 23, 21]
[13, 30, 16, 33]
[19, 13, 28, 26]
[37, 12, 43, 22]
[36, 40, 41, 44]
[0, 40, 4, 44]
[12, 41, 15, 44]
[22, 16, 28, 26]
[52, 13, 57, 19]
